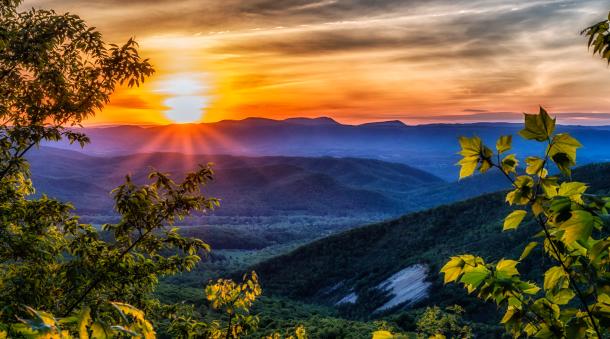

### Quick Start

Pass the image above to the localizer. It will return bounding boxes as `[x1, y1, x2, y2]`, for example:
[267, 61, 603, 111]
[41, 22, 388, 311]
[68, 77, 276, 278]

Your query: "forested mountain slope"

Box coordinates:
[252, 163, 610, 317]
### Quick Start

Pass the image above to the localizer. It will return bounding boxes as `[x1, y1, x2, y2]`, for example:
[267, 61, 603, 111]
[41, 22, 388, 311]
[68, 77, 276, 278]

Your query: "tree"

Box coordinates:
[415, 306, 472, 339]
[442, 107, 610, 338]
[205, 271, 262, 339]
[0, 0, 222, 336]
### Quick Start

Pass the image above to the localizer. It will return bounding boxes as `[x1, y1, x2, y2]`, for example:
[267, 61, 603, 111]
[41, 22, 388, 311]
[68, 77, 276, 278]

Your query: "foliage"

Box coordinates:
[0, 302, 154, 338]
[582, 11, 610, 64]
[251, 163, 610, 322]
[0, 0, 153, 182]
[263, 325, 307, 339]
[443, 107, 610, 337]
[0, 0, 223, 336]
[159, 272, 262, 338]
[205, 271, 263, 338]
[414, 306, 472, 339]
[371, 306, 472, 339]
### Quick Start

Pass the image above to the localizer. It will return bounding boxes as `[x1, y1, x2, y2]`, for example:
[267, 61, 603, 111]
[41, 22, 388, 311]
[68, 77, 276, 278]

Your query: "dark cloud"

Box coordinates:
[109, 95, 152, 109]
[463, 109, 489, 113]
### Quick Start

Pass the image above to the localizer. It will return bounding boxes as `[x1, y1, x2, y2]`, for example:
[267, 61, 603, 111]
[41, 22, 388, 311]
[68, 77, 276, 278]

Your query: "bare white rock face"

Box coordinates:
[333, 264, 431, 310]
[374, 264, 431, 312]
[335, 292, 358, 305]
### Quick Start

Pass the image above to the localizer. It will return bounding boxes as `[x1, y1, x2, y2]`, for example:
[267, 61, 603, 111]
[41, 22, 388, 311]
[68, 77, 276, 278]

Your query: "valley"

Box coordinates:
[25, 120, 610, 337]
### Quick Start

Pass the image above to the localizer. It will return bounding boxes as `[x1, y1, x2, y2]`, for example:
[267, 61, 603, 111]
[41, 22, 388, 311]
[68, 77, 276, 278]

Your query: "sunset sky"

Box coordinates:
[23, 0, 610, 125]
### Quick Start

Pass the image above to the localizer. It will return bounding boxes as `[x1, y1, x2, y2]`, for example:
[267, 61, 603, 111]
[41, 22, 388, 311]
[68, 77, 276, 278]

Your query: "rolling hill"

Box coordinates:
[27, 147, 445, 217]
[251, 163, 610, 317]
[27, 146, 520, 251]
[47, 118, 610, 180]
[28, 147, 519, 221]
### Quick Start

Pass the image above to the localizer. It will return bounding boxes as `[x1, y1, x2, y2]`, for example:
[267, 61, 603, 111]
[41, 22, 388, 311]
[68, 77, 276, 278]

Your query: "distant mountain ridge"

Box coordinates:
[27, 146, 529, 222]
[27, 147, 445, 217]
[50, 118, 610, 180]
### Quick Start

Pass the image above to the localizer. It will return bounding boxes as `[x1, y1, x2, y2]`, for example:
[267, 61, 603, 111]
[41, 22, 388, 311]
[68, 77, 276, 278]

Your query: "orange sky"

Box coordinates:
[23, 0, 610, 125]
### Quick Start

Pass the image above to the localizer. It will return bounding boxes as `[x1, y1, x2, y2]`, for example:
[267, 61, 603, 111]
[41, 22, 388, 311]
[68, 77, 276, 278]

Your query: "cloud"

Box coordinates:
[108, 94, 152, 109]
[20, 0, 610, 125]
[403, 112, 610, 125]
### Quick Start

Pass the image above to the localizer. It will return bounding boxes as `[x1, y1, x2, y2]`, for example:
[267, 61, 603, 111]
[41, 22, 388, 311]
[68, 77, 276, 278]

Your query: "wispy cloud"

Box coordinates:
[22, 0, 610, 125]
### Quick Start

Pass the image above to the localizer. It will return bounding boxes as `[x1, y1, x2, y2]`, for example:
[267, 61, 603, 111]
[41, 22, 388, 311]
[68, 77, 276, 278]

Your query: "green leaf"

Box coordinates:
[519, 242, 538, 261]
[460, 265, 489, 288]
[546, 288, 575, 305]
[519, 281, 541, 295]
[496, 135, 512, 153]
[503, 210, 527, 231]
[519, 107, 556, 141]
[560, 210, 594, 244]
[591, 240, 610, 262]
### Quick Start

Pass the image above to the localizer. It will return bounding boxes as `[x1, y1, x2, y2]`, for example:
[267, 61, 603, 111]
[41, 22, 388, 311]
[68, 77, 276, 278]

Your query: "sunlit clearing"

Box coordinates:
[156, 73, 209, 123]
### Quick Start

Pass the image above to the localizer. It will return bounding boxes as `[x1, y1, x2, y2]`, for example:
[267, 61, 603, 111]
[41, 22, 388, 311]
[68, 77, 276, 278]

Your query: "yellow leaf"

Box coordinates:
[78, 307, 91, 339]
[544, 266, 568, 291]
[501, 306, 518, 324]
[458, 156, 478, 179]
[560, 210, 593, 244]
[496, 135, 512, 153]
[503, 210, 527, 231]
[458, 136, 482, 157]
[440, 257, 465, 283]
[557, 182, 587, 204]
[519, 242, 538, 261]
[90, 322, 109, 339]
[525, 156, 545, 175]
[496, 259, 519, 276]
[372, 331, 394, 339]
[501, 154, 519, 174]
[111, 302, 145, 322]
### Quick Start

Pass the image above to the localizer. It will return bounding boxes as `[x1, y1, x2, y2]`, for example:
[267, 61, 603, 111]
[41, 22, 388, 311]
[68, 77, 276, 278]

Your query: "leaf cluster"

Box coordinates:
[582, 12, 610, 64]
[445, 107, 610, 337]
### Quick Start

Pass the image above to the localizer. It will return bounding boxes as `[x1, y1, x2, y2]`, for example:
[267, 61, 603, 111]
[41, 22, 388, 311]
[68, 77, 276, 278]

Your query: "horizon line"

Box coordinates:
[80, 113, 610, 128]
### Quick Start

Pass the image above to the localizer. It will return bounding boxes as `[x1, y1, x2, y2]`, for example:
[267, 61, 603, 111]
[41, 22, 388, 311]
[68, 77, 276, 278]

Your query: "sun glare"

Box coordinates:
[156, 73, 209, 123]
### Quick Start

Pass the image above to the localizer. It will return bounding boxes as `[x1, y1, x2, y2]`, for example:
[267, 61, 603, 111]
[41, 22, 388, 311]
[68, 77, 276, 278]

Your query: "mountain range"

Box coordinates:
[50, 118, 610, 180]
[252, 162, 610, 317]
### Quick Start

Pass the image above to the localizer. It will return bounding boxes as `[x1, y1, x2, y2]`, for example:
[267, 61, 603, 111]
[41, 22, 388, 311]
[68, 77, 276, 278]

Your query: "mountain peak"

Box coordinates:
[283, 117, 339, 126]
[359, 120, 407, 128]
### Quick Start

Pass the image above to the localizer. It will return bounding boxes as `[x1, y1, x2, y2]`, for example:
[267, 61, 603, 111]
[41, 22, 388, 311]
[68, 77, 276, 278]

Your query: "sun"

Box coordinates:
[155, 73, 209, 123]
